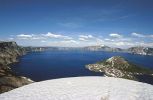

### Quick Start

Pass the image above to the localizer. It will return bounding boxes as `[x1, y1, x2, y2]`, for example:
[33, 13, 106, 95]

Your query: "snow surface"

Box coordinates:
[0, 76, 153, 100]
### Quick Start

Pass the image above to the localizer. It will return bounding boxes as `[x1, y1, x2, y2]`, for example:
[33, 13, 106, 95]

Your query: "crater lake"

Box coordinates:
[11, 50, 153, 84]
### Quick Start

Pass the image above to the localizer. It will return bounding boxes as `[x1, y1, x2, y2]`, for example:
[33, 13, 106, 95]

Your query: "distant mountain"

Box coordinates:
[54, 47, 83, 51]
[83, 45, 111, 51]
[22, 45, 153, 56]
[82, 45, 153, 56]
[83, 45, 123, 52]
[23, 46, 47, 52]
[86, 56, 153, 80]
[128, 46, 153, 55]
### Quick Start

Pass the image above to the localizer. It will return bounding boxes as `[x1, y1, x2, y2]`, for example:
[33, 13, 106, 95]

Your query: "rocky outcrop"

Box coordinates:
[0, 41, 33, 93]
[0, 41, 26, 65]
[86, 56, 153, 80]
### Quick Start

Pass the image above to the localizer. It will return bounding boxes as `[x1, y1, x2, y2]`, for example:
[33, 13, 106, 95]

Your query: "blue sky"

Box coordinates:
[0, 0, 153, 48]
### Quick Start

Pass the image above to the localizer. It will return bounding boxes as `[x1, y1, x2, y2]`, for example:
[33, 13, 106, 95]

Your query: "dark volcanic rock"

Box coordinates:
[0, 41, 33, 93]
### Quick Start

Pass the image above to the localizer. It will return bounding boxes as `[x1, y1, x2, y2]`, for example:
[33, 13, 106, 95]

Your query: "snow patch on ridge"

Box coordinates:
[0, 76, 153, 100]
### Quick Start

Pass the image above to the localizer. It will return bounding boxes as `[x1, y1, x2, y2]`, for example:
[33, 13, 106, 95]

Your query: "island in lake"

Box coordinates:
[86, 56, 153, 81]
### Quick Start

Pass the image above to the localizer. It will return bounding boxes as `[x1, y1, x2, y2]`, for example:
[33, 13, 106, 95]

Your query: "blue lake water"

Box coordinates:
[11, 51, 153, 82]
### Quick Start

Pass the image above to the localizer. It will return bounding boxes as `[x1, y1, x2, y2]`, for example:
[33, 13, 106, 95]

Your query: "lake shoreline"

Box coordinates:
[11, 51, 153, 84]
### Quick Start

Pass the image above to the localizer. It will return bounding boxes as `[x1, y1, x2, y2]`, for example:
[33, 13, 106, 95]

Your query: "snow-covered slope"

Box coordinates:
[0, 76, 153, 100]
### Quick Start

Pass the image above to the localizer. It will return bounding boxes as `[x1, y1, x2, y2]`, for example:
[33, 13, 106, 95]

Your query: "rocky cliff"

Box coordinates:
[86, 56, 153, 81]
[0, 41, 26, 65]
[0, 41, 33, 93]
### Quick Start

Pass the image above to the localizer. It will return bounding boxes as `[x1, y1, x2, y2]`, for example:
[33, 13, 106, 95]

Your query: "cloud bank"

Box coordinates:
[9, 32, 153, 48]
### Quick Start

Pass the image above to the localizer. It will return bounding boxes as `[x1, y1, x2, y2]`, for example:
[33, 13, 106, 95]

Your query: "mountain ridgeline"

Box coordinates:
[45, 45, 153, 56]
[82, 45, 153, 56]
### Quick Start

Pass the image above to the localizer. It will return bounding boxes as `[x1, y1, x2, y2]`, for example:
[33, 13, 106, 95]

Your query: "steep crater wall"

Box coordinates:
[0, 41, 33, 93]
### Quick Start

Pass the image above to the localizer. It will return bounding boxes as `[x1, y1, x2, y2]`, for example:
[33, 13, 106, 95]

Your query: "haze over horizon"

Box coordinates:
[0, 0, 153, 48]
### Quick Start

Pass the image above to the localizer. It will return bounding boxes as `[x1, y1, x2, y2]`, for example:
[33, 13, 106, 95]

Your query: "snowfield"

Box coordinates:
[0, 76, 153, 100]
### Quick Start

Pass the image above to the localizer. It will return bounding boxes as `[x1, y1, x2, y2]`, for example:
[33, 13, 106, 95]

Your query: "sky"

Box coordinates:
[0, 0, 153, 48]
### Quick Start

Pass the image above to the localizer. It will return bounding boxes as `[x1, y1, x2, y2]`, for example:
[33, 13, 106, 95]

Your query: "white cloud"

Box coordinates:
[79, 38, 88, 41]
[17, 34, 46, 40]
[149, 35, 153, 38]
[41, 40, 46, 43]
[16, 32, 72, 40]
[32, 37, 44, 40]
[131, 33, 153, 39]
[114, 42, 125, 46]
[131, 33, 145, 38]
[78, 35, 94, 41]
[12, 32, 153, 48]
[104, 38, 111, 41]
[79, 35, 94, 39]
[42, 32, 72, 40]
[60, 40, 79, 44]
[46, 40, 80, 47]
[17, 34, 33, 39]
[104, 38, 115, 42]
[109, 33, 122, 38]
[43, 32, 62, 38]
